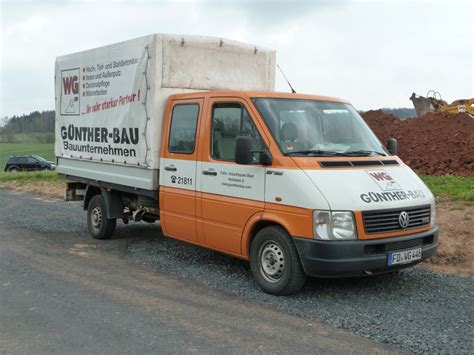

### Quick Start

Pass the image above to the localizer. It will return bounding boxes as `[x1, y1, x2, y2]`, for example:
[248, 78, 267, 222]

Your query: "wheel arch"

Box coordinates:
[241, 207, 314, 258]
[83, 186, 123, 219]
[241, 213, 292, 259]
[8, 165, 20, 172]
[83, 185, 101, 211]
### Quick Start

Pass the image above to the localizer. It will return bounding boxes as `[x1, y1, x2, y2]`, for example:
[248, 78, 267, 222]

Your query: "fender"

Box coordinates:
[241, 211, 265, 259]
[83, 185, 101, 211]
[241, 205, 314, 257]
[84, 185, 123, 219]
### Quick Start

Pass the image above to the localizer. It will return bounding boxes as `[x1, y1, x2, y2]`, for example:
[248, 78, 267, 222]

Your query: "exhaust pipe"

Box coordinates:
[132, 209, 147, 221]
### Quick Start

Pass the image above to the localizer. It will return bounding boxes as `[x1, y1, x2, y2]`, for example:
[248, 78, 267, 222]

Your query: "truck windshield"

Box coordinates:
[252, 98, 386, 156]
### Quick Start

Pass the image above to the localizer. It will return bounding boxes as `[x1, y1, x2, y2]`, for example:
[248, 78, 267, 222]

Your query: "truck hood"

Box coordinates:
[302, 165, 434, 211]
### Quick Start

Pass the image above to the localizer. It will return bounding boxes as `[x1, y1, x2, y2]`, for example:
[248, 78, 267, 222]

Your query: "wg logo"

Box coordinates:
[60, 68, 80, 116]
[366, 170, 402, 191]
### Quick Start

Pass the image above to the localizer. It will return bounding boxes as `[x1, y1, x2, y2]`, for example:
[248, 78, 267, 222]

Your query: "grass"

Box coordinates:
[420, 175, 474, 202]
[0, 143, 54, 168]
[0, 170, 62, 184]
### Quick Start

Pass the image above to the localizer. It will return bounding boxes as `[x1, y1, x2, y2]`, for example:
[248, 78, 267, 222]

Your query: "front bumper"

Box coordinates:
[293, 226, 439, 277]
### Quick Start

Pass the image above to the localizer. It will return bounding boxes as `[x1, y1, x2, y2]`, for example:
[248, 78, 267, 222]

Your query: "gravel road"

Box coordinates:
[1, 189, 473, 353]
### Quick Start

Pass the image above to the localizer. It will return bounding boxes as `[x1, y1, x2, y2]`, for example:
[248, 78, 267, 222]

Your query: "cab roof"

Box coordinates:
[168, 91, 350, 104]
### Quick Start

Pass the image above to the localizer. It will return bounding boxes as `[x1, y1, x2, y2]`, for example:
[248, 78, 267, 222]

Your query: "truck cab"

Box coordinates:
[156, 90, 438, 294]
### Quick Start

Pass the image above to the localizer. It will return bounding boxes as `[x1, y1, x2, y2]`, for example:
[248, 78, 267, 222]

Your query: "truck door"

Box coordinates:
[160, 98, 203, 243]
[198, 99, 266, 255]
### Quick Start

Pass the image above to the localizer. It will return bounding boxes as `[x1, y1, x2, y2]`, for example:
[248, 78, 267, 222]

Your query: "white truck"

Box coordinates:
[56, 34, 438, 295]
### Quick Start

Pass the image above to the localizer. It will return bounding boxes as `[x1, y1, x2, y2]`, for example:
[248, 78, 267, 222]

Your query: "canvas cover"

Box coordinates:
[55, 34, 276, 170]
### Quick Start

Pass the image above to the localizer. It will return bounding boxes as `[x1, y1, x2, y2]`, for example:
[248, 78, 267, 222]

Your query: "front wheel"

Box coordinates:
[250, 226, 306, 295]
[87, 195, 116, 239]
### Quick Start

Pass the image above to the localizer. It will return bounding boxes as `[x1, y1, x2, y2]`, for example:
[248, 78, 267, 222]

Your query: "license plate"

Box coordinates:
[388, 247, 422, 266]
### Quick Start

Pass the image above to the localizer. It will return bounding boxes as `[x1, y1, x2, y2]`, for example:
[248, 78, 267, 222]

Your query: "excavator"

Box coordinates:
[410, 90, 474, 118]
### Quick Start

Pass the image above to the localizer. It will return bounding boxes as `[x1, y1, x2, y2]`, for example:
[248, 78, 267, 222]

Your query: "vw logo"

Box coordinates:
[398, 211, 410, 228]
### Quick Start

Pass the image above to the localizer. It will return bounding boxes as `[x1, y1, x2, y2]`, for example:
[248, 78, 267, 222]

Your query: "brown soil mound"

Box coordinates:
[362, 110, 474, 176]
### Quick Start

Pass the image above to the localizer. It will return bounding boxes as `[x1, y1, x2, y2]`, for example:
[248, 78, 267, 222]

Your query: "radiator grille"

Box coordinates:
[362, 206, 431, 234]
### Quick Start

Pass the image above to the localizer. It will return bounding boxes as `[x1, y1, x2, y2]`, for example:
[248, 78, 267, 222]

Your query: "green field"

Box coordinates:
[0, 143, 54, 168]
[0, 170, 62, 184]
[420, 175, 474, 202]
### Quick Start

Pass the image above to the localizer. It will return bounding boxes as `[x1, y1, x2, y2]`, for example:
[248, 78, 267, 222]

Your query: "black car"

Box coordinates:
[4, 155, 56, 172]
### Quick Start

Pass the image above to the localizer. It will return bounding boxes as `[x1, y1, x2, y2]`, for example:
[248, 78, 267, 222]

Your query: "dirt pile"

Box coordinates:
[362, 110, 474, 176]
[426, 202, 474, 276]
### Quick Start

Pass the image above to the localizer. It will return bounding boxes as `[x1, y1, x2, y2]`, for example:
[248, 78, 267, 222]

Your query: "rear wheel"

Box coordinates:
[8, 166, 19, 173]
[250, 226, 306, 295]
[87, 195, 116, 239]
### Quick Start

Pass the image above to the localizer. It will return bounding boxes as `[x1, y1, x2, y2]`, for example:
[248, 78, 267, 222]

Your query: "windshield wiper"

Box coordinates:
[285, 150, 351, 157]
[285, 149, 386, 157]
[343, 150, 386, 156]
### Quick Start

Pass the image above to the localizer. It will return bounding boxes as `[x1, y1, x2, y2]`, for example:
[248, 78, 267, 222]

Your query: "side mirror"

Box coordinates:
[259, 150, 272, 165]
[235, 136, 254, 165]
[235, 136, 273, 165]
[387, 138, 398, 155]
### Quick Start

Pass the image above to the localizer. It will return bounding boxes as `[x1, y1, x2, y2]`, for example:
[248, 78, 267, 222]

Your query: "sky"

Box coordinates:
[0, 0, 472, 118]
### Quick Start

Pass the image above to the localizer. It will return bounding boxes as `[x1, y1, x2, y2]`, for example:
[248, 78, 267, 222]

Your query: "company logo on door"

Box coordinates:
[366, 170, 402, 191]
[60, 68, 80, 116]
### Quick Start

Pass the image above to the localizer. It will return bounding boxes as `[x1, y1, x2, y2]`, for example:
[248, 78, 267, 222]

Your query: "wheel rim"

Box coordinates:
[91, 206, 103, 232]
[259, 241, 285, 283]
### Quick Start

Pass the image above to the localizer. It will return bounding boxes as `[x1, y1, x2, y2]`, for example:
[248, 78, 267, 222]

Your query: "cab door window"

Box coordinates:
[211, 103, 264, 162]
[168, 104, 200, 154]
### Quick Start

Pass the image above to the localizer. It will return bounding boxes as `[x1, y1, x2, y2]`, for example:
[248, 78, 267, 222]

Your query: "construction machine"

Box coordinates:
[410, 90, 474, 117]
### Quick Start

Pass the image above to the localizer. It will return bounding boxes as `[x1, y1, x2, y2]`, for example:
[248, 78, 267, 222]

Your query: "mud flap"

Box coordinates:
[100, 189, 124, 219]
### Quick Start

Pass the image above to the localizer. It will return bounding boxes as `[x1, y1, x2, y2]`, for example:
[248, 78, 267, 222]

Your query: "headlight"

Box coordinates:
[313, 210, 357, 240]
[430, 200, 436, 227]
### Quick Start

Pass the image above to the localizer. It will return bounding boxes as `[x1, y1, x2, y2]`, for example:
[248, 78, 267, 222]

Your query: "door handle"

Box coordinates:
[165, 166, 177, 172]
[202, 170, 217, 176]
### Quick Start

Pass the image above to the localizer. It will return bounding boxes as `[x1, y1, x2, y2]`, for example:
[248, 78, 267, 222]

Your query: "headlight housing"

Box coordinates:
[313, 210, 357, 240]
[430, 200, 436, 227]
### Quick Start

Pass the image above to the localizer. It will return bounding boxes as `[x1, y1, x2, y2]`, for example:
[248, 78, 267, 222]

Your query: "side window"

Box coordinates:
[168, 104, 199, 154]
[211, 103, 264, 162]
[27, 157, 37, 164]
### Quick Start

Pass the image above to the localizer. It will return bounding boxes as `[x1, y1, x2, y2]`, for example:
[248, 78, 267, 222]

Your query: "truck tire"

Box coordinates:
[87, 195, 116, 239]
[250, 226, 306, 295]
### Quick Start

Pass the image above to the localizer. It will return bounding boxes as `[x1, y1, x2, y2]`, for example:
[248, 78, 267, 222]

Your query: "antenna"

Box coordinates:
[277, 64, 296, 93]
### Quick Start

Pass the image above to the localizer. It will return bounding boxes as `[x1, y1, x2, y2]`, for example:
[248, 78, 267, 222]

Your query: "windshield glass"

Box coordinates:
[252, 98, 386, 156]
[33, 156, 47, 161]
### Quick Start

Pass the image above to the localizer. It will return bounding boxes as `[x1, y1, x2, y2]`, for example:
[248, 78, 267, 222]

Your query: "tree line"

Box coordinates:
[1, 110, 55, 143]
